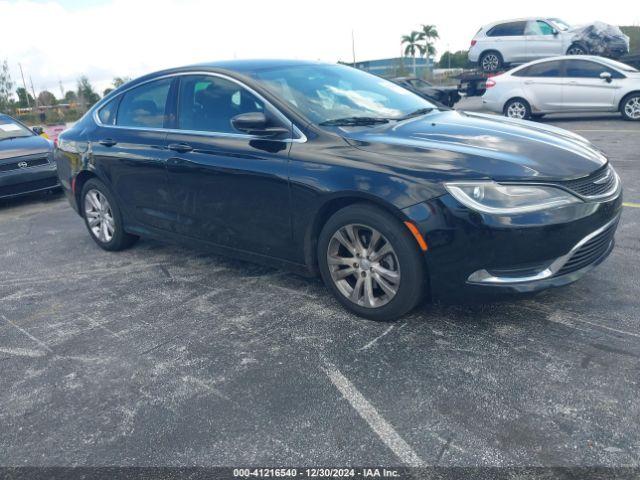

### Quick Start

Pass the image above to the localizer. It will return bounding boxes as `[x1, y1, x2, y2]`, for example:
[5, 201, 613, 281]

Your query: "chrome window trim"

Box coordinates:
[93, 71, 307, 143]
[467, 214, 619, 285]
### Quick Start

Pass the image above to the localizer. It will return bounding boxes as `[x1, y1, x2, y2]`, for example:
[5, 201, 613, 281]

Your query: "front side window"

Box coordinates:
[117, 79, 171, 128]
[548, 18, 571, 31]
[98, 98, 118, 125]
[526, 20, 555, 36]
[177, 75, 265, 133]
[564, 60, 623, 79]
[253, 64, 435, 124]
[514, 61, 562, 78]
[487, 21, 526, 37]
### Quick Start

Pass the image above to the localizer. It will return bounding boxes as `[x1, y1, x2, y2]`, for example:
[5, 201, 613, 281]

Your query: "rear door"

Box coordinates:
[91, 78, 177, 231]
[562, 59, 621, 111]
[486, 21, 528, 63]
[164, 74, 294, 259]
[513, 60, 564, 111]
[524, 20, 564, 60]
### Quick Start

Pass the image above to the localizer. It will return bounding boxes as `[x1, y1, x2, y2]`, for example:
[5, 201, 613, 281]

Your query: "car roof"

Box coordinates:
[482, 17, 556, 28]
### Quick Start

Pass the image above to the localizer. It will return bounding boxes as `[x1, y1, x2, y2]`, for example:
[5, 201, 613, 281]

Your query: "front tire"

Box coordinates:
[81, 178, 138, 251]
[620, 93, 640, 121]
[504, 98, 532, 120]
[317, 204, 425, 321]
[567, 44, 588, 55]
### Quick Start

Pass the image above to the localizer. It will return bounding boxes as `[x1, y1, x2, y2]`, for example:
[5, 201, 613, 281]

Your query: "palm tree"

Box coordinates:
[401, 31, 423, 75]
[418, 24, 440, 70]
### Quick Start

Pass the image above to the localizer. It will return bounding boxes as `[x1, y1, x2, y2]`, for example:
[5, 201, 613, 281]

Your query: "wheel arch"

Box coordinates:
[303, 193, 411, 274]
[73, 170, 99, 216]
[619, 90, 640, 111]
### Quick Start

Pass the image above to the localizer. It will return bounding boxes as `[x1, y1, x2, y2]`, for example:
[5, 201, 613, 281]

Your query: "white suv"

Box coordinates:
[482, 56, 640, 121]
[468, 18, 629, 72]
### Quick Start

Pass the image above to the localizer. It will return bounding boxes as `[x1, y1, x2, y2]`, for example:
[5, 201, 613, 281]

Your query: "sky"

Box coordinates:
[1, 0, 639, 97]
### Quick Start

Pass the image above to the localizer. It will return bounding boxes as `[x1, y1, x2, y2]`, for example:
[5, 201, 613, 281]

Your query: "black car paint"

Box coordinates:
[392, 77, 461, 108]
[55, 60, 622, 302]
[0, 117, 58, 199]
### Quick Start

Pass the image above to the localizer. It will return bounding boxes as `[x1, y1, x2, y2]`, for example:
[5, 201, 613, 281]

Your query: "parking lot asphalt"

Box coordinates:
[1, 103, 639, 468]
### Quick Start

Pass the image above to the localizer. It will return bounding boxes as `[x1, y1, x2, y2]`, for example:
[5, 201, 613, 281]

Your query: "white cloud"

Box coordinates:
[1, 0, 638, 98]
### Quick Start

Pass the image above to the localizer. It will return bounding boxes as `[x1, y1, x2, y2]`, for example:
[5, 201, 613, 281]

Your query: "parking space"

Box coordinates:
[0, 112, 639, 467]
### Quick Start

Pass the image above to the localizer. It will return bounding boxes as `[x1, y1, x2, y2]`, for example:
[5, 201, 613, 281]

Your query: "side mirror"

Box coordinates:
[32, 126, 44, 135]
[552, 29, 559, 36]
[600, 71, 612, 83]
[231, 112, 290, 138]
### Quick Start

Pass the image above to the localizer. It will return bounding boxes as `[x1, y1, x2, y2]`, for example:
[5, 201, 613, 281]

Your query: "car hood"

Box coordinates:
[340, 110, 607, 181]
[0, 135, 51, 160]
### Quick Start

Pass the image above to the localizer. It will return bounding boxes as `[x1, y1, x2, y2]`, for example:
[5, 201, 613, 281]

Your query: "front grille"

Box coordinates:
[557, 165, 617, 198]
[556, 220, 618, 276]
[0, 156, 49, 173]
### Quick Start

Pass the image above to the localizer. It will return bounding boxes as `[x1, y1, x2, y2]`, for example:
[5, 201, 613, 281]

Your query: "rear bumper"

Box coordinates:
[402, 190, 623, 303]
[0, 161, 59, 199]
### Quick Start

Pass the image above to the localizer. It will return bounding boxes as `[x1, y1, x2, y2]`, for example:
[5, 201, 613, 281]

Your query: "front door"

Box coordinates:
[524, 20, 564, 60]
[165, 74, 294, 260]
[562, 59, 620, 112]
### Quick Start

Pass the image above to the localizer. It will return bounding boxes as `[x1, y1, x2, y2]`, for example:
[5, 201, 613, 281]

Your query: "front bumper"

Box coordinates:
[403, 189, 622, 303]
[0, 154, 59, 199]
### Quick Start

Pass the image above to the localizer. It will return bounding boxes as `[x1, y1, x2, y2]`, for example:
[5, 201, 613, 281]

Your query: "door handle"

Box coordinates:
[168, 143, 193, 153]
[98, 138, 117, 147]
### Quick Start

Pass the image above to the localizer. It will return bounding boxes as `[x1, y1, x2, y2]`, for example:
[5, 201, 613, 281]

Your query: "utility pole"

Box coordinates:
[351, 30, 356, 66]
[58, 79, 64, 100]
[29, 76, 38, 108]
[17, 63, 31, 109]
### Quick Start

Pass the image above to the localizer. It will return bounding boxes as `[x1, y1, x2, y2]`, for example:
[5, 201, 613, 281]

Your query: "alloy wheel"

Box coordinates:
[482, 54, 499, 71]
[507, 102, 527, 119]
[327, 224, 401, 308]
[567, 46, 585, 55]
[624, 97, 640, 120]
[84, 189, 115, 243]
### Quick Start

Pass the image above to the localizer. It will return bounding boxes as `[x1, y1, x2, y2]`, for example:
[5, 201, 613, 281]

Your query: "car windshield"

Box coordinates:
[548, 18, 571, 31]
[597, 57, 639, 73]
[252, 64, 436, 125]
[0, 115, 34, 141]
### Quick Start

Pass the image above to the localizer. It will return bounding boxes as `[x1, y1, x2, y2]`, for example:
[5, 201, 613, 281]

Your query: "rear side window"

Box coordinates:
[177, 75, 265, 133]
[117, 79, 172, 128]
[97, 98, 118, 125]
[487, 21, 526, 37]
[513, 61, 562, 77]
[565, 60, 624, 79]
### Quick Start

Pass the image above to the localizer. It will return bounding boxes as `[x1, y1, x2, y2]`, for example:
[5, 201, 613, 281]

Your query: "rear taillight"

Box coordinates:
[485, 79, 496, 88]
[470, 40, 477, 47]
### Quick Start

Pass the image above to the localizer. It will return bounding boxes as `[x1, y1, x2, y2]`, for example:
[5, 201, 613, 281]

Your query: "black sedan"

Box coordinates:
[1, 114, 58, 199]
[392, 76, 461, 107]
[55, 60, 622, 320]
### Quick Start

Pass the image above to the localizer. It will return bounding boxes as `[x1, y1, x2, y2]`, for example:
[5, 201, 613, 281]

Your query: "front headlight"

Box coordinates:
[444, 181, 581, 214]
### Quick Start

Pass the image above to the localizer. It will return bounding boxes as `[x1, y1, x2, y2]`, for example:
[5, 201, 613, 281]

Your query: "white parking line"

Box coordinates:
[322, 361, 425, 466]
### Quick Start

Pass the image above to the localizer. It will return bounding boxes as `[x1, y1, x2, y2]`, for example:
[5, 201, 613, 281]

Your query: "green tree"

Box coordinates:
[401, 31, 425, 75]
[112, 76, 131, 88]
[0, 59, 14, 113]
[438, 50, 470, 69]
[64, 90, 78, 104]
[37, 90, 57, 106]
[77, 76, 100, 109]
[418, 24, 439, 68]
[16, 87, 34, 109]
[103, 87, 114, 97]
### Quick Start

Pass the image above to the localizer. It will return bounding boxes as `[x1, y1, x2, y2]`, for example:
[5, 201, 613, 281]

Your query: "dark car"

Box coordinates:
[55, 60, 622, 320]
[392, 76, 461, 107]
[1, 114, 58, 199]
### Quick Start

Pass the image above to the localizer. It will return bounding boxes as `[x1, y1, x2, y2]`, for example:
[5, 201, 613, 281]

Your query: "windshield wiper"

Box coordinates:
[319, 116, 389, 127]
[395, 108, 435, 120]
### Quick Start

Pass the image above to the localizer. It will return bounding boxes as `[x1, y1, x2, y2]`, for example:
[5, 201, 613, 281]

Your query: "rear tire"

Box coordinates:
[317, 204, 426, 321]
[620, 93, 640, 121]
[479, 51, 503, 72]
[504, 98, 532, 120]
[81, 178, 138, 251]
